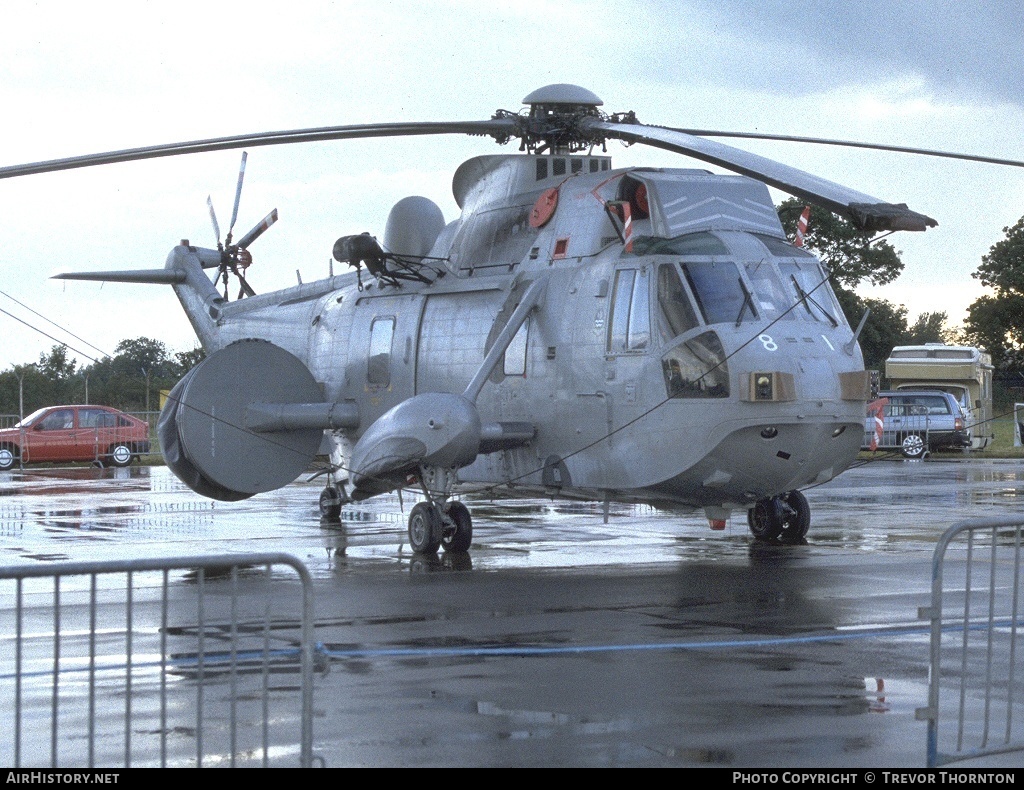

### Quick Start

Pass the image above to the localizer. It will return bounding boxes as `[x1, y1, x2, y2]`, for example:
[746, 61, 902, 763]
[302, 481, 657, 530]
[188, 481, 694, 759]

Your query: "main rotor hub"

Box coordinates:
[522, 83, 604, 110]
[511, 83, 609, 154]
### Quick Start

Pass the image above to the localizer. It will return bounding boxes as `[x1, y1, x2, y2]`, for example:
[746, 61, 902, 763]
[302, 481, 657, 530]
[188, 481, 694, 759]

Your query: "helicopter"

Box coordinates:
[0, 83, 958, 553]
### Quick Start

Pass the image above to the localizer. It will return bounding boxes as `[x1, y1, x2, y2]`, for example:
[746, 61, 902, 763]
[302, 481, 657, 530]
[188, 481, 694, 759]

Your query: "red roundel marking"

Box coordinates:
[530, 187, 559, 228]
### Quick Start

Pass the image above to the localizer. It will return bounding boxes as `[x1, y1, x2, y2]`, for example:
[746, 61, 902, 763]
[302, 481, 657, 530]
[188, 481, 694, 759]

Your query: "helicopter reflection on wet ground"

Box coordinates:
[2, 458, 1024, 767]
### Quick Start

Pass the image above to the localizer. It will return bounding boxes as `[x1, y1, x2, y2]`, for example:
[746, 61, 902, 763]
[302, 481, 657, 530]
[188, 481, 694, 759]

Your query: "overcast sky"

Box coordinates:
[2, 0, 1022, 372]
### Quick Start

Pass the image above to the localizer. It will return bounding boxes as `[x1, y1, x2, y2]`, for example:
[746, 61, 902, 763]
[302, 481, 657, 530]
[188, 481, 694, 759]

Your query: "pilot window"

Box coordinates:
[681, 260, 754, 325]
[503, 318, 530, 376]
[779, 261, 839, 324]
[608, 268, 651, 354]
[367, 317, 395, 387]
[657, 264, 700, 340]
[744, 261, 792, 321]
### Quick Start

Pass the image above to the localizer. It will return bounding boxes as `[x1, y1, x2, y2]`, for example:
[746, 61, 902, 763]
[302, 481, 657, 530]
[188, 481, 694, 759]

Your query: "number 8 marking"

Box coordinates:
[759, 334, 778, 351]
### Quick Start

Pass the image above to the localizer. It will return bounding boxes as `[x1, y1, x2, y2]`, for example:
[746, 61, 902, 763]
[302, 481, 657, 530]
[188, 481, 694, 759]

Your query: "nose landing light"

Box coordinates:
[744, 372, 795, 402]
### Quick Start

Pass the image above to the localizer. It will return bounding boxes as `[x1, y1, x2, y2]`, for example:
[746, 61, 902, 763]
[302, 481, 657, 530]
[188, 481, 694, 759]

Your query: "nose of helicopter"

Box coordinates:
[691, 416, 864, 509]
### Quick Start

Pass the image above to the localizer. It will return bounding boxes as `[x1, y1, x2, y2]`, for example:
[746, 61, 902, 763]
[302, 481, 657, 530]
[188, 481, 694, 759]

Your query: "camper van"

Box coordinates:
[884, 344, 993, 451]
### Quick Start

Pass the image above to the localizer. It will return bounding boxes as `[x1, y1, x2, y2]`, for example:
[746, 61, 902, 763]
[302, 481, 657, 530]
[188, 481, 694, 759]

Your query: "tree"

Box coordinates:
[172, 346, 206, 379]
[777, 198, 904, 290]
[963, 216, 1024, 371]
[37, 345, 76, 381]
[1, 337, 204, 416]
[777, 198, 947, 368]
[905, 312, 949, 346]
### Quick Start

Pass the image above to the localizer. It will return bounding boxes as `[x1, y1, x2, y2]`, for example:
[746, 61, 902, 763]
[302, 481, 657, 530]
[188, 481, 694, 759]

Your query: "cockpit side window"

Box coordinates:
[608, 268, 651, 354]
[657, 264, 700, 340]
[661, 331, 729, 398]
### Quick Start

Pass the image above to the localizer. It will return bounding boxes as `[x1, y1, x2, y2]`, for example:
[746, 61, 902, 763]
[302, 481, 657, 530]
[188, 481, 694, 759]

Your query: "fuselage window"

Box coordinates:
[608, 268, 651, 353]
[503, 318, 530, 376]
[368, 317, 395, 387]
[553, 158, 566, 176]
[536, 159, 548, 180]
[657, 263, 700, 340]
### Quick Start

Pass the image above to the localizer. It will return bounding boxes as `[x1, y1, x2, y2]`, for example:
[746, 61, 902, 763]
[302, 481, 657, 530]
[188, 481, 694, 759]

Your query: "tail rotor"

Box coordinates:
[206, 151, 277, 300]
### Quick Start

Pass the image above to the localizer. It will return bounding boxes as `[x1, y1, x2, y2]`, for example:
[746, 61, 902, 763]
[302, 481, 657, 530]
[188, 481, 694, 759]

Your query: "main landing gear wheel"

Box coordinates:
[319, 486, 343, 520]
[408, 502, 442, 554]
[747, 490, 811, 544]
[441, 501, 473, 553]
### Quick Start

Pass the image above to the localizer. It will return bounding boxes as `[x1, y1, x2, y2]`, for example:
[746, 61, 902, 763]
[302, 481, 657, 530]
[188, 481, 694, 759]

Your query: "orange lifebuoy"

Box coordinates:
[530, 187, 559, 228]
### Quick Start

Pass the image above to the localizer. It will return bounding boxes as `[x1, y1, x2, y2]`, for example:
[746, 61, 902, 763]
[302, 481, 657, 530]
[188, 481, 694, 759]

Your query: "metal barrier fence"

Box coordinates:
[861, 413, 934, 456]
[0, 553, 315, 768]
[918, 517, 1024, 767]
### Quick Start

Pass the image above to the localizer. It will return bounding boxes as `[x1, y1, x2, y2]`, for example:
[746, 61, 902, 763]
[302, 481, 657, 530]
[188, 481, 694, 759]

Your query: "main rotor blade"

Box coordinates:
[236, 208, 278, 249]
[666, 128, 1024, 170]
[0, 119, 517, 180]
[53, 269, 187, 285]
[228, 151, 247, 238]
[584, 118, 937, 232]
[207, 196, 221, 244]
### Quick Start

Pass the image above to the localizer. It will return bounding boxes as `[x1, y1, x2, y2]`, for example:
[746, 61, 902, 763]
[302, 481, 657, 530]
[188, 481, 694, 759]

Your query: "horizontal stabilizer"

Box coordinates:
[53, 269, 186, 284]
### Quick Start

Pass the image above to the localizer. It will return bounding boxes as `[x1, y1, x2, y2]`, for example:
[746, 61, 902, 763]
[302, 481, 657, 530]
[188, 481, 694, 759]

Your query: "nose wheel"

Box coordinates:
[747, 490, 810, 544]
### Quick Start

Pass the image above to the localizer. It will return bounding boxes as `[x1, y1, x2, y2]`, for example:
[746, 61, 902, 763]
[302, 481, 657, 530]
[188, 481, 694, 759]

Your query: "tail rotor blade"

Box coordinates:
[207, 196, 221, 245]
[237, 208, 278, 249]
[227, 151, 247, 240]
[235, 270, 257, 298]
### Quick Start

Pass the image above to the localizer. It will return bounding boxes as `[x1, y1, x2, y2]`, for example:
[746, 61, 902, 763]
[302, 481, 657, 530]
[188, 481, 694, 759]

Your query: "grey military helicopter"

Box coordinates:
[1, 84, 954, 552]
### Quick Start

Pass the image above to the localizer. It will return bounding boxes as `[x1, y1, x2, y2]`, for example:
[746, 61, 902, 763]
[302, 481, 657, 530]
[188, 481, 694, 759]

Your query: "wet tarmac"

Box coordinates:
[1, 457, 1023, 767]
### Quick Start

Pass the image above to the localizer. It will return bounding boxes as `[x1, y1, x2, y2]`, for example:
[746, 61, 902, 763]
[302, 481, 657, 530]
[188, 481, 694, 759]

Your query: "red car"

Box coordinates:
[0, 405, 151, 471]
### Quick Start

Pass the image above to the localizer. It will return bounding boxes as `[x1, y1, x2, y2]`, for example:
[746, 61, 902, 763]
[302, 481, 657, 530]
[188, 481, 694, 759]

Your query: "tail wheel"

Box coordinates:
[319, 486, 343, 520]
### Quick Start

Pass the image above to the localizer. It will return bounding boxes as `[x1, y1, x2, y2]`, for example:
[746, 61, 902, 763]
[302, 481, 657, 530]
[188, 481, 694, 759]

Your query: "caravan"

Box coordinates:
[884, 344, 993, 451]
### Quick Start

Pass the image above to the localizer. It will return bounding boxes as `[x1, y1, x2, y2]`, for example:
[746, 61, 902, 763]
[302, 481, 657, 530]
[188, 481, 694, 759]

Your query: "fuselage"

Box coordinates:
[167, 151, 869, 516]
